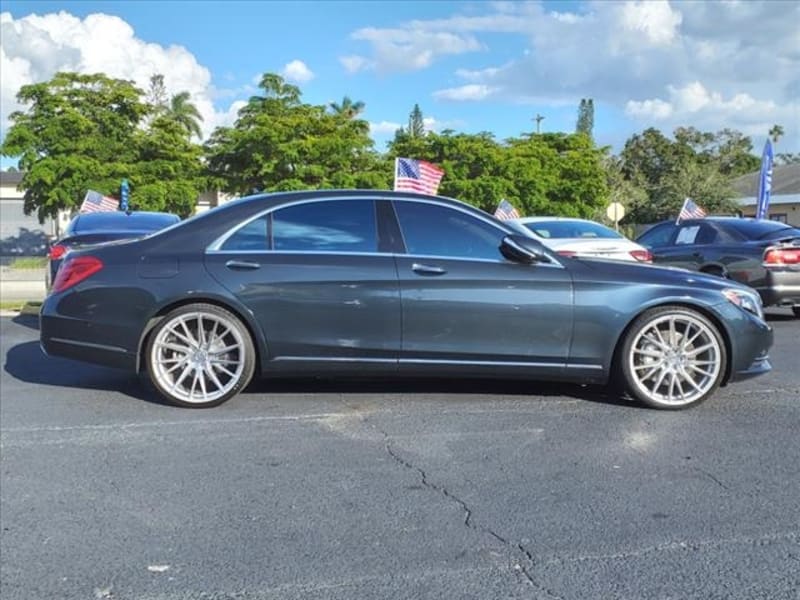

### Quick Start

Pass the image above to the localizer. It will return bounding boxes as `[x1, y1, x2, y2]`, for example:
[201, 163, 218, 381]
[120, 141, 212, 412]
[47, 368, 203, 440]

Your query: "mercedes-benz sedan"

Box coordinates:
[40, 190, 773, 410]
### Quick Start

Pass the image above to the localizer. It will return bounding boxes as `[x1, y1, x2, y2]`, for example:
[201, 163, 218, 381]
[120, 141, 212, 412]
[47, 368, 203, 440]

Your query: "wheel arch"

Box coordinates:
[610, 301, 734, 387]
[136, 296, 267, 375]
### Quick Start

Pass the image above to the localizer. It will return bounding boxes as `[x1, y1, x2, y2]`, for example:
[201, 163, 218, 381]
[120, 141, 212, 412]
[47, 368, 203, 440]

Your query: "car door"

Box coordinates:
[653, 221, 721, 271]
[204, 197, 400, 372]
[390, 199, 574, 378]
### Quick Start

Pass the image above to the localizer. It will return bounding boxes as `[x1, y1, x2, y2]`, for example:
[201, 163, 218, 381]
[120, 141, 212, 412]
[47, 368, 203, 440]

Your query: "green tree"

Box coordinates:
[619, 126, 747, 222]
[0, 71, 207, 219]
[769, 124, 784, 144]
[408, 104, 425, 138]
[328, 96, 365, 119]
[166, 91, 203, 139]
[576, 98, 594, 138]
[0, 72, 148, 221]
[146, 74, 169, 114]
[205, 73, 387, 194]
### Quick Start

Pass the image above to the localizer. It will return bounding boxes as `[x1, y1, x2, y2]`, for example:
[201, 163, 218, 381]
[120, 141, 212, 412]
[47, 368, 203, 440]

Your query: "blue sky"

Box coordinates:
[2, 0, 798, 169]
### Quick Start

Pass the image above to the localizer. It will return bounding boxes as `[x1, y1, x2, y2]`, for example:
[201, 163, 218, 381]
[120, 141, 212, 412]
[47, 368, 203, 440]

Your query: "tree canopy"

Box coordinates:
[1, 72, 206, 219]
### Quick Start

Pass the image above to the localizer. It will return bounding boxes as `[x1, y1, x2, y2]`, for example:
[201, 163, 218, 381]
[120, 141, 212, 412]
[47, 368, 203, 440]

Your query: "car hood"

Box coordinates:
[571, 256, 750, 294]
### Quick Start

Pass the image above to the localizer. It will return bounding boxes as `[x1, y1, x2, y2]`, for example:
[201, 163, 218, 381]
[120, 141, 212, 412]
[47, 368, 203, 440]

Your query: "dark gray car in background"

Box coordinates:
[46, 211, 180, 289]
[637, 217, 800, 316]
[40, 191, 773, 410]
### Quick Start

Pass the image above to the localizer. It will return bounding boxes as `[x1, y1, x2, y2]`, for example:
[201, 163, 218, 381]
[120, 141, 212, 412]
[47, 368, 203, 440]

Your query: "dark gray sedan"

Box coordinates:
[637, 217, 800, 316]
[40, 191, 773, 410]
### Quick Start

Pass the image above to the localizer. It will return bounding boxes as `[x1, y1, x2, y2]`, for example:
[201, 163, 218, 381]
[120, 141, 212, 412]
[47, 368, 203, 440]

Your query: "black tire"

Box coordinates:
[144, 303, 256, 408]
[619, 305, 727, 410]
[793, 306, 800, 319]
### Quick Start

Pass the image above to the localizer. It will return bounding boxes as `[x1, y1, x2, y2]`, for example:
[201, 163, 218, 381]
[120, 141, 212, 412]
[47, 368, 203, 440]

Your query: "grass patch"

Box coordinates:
[0, 300, 42, 314]
[0, 301, 25, 311]
[8, 256, 48, 269]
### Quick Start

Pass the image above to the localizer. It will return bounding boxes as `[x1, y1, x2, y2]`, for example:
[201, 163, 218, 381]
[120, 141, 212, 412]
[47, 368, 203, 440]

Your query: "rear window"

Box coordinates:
[72, 212, 179, 234]
[524, 220, 622, 240]
[724, 220, 800, 241]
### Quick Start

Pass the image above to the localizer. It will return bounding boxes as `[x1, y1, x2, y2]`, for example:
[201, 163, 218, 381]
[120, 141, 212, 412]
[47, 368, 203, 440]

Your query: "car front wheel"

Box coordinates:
[145, 303, 256, 408]
[620, 306, 726, 410]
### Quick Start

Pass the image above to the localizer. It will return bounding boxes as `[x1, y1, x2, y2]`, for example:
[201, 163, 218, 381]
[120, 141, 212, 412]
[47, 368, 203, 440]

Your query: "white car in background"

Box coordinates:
[510, 217, 652, 263]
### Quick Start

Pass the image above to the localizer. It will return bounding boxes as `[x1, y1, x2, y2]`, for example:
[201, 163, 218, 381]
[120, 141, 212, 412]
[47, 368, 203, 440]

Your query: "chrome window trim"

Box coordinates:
[205, 193, 565, 268]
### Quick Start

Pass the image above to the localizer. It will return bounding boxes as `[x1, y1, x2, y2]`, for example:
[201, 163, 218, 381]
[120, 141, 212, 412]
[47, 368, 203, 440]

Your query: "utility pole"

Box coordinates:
[534, 113, 545, 134]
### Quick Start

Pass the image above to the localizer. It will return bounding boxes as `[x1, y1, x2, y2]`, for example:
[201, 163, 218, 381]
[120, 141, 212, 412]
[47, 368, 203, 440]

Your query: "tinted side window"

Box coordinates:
[637, 223, 676, 248]
[221, 215, 269, 251]
[272, 200, 377, 253]
[394, 201, 504, 261]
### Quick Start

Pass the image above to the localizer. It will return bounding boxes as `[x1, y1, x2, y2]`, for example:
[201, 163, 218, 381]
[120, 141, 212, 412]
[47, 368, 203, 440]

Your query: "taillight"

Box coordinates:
[630, 249, 653, 263]
[557, 250, 577, 257]
[51, 256, 103, 293]
[49, 244, 67, 260]
[763, 247, 800, 265]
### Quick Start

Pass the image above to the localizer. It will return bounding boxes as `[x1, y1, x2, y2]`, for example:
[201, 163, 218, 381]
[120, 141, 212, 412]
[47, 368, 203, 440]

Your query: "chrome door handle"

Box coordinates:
[412, 263, 447, 275]
[225, 260, 261, 270]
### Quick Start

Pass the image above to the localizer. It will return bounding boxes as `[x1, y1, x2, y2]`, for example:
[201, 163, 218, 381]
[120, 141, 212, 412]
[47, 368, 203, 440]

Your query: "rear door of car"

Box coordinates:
[204, 197, 401, 372]
[389, 199, 574, 378]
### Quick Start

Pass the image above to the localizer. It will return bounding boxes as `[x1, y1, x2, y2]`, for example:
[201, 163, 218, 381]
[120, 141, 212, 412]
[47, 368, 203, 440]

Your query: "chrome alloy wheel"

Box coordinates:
[627, 313, 723, 407]
[150, 311, 247, 405]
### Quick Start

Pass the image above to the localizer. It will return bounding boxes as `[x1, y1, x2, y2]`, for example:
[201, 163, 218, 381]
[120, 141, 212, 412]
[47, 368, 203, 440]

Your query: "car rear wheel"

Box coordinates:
[145, 303, 255, 408]
[620, 306, 726, 410]
[793, 306, 800, 319]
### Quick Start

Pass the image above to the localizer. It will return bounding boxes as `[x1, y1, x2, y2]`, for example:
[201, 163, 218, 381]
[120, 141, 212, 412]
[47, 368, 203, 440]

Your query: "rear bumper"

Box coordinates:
[40, 294, 139, 371]
[757, 268, 800, 307]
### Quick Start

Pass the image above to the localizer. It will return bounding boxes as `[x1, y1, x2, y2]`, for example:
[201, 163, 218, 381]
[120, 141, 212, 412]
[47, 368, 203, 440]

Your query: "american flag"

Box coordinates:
[394, 158, 444, 195]
[494, 199, 521, 220]
[677, 197, 706, 223]
[80, 190, 119, 213]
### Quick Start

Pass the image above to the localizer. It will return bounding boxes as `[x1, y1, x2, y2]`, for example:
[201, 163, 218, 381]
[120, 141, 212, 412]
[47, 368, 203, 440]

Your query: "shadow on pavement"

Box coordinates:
[4, 340, 162, 404]
[11, 314, 40, 331]
[248, 376, 644, 409]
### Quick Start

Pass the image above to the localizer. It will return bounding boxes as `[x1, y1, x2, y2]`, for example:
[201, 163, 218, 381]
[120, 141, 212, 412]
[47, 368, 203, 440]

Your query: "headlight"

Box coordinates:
[722, 288, 764, 320]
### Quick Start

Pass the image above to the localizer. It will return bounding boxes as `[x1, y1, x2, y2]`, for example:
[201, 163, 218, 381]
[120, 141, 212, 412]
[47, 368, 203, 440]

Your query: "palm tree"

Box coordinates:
[329, 96, 365, 119]
[769, 124, 784, 144]
[167, 92, 203, 138]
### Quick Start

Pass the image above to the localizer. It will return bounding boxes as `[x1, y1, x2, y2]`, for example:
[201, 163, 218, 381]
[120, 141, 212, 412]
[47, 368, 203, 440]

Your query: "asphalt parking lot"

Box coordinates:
[1, 310, 798, 600]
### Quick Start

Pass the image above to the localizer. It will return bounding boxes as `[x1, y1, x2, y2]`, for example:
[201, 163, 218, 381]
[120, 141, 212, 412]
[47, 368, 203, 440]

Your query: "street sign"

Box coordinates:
[606, 202, 625, 230]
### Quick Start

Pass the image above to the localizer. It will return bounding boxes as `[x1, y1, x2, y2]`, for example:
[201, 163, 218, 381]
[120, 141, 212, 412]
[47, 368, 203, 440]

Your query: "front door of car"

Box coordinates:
[654, 222, 719, 271]
[204, 198, 400, 371]
[390, 200, 573, 378]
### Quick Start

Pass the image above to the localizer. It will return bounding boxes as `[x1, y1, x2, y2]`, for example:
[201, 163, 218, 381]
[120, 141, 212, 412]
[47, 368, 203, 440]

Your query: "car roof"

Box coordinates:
[69, 211, 180, 234]
[516, 217, 592, 223]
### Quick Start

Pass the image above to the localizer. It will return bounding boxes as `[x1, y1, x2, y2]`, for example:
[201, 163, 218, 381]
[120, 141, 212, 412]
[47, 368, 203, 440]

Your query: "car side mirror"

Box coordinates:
[500, 235, 551, 264]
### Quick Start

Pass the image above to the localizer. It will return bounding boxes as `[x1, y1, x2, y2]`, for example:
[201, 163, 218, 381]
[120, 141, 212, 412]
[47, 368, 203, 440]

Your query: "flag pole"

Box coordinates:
[393, 157, 399, 191]
[676, 198, 688, 225]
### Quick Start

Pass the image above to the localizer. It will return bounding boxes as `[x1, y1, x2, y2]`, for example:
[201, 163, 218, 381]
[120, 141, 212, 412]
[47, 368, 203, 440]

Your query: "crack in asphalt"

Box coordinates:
[337, 397, 564, 599]
[383, 441, 563, 600]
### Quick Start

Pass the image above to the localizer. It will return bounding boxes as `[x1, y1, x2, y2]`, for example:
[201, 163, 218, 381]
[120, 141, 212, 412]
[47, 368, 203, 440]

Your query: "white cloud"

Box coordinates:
[349, 27, 483, 73]
[625, 82, 793, 138]
[281, 59, 314, 83]
[0, 11, 242, 140]
[625, 98, 673, 120]
[339, 54, 371, 74]
[369, 120, 401, 135]
[434, 84, 495, 101]
[347, 1, 799, 149]
[619, 0, 682, 46]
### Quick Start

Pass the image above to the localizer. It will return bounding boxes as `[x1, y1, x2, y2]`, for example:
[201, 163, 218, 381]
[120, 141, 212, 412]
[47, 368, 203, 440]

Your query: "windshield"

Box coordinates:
[523, 220, 623, 240]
